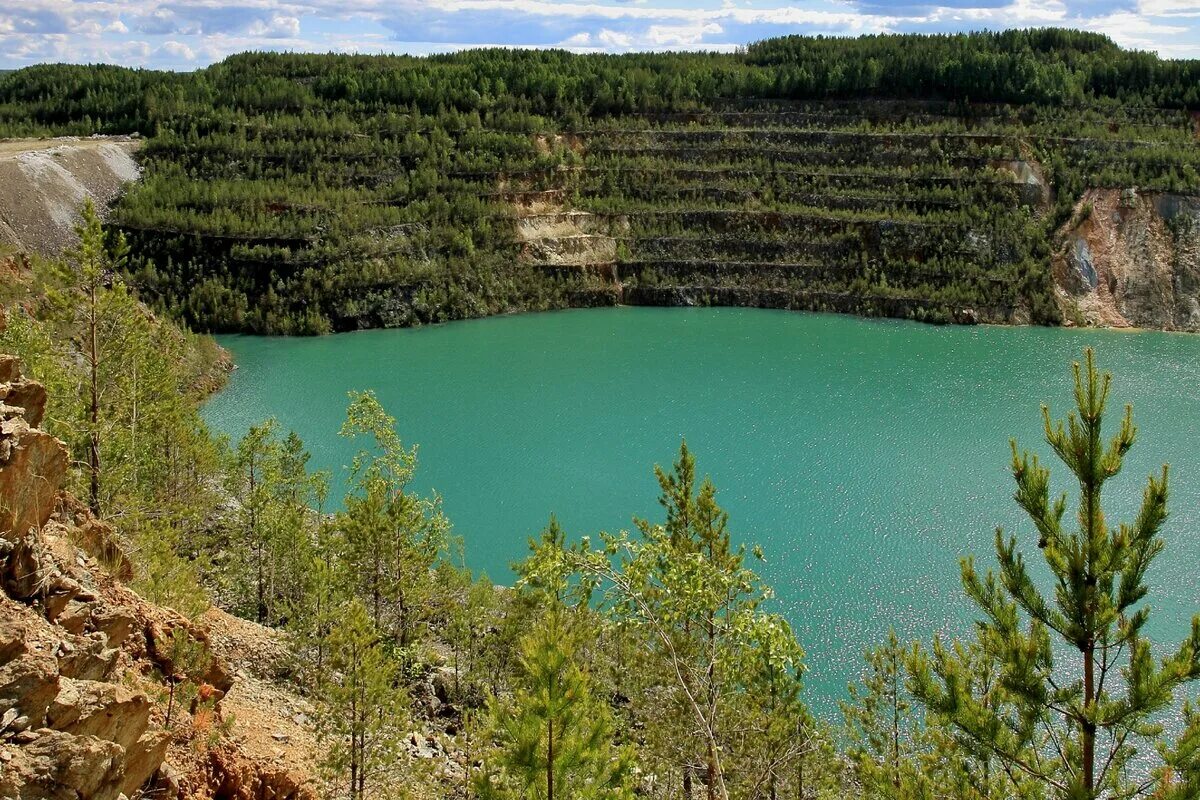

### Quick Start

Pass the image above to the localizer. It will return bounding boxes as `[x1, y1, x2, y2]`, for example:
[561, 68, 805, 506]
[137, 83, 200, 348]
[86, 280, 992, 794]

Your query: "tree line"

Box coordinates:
[0, 32, 1197, 334]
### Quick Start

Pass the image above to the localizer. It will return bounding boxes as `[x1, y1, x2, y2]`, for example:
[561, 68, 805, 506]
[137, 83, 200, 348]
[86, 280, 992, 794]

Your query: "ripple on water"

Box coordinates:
[205, 307, 1200, 714]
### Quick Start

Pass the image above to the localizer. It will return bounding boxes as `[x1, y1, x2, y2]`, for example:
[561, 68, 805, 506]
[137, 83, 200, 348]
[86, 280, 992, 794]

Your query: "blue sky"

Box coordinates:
[1, 0, 1198, 70]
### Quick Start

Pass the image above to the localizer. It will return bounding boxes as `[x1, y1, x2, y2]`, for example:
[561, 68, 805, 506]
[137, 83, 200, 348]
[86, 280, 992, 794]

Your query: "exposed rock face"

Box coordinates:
[1054, 189, 1200, 330]
[0, 358, 67, 543]
[0, 355, 316, 800]
[0, 578, 170, 799]
[516, 210, 623, 266]
[0, 357, 169, 799]
[991, 158, 1052, 208]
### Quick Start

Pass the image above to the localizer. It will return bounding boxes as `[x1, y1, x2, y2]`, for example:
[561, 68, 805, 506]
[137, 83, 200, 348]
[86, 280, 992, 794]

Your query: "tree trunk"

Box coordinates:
[707, 739, 717, 800]
[1083, 640, 1096, 796]
[706, 537, 719, 800]
[256, 545, 266, 623]
[891, 653, 901, 788]
[547, 716, 554, 800]
[88, 283, 101, 517]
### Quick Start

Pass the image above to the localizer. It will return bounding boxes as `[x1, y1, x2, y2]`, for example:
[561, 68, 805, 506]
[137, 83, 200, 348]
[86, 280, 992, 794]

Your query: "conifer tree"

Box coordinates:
[68, 199, 115, 514]
[921, 641, 1035, 800]
[909, 350, 1200, 800]
[1159, 703, 1200, 800]
[316, 598, 408, 800]
[728, 614, 812, 800]
[337, 391, 449, 647]
[632, 440, 741, 800]
[228, 421, 323, 625]
[523, 442, 806, 800]
[843, 630, 929, 799]
[476, 609, 633, 800]
[232, 420, 281, 623]
[58, 198, 128, 515]
[439, 561, 499, 702]
[288, 550, 346, 691]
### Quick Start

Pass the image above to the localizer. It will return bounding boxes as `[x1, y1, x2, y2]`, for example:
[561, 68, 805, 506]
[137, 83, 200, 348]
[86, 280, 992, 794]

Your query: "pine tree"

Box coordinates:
[633, 440, 742, 800]
[1159, 702, 1200, 800]
[909, 349, 1200, 799]
[132, 517, 210, 620]
[920, 641, 1034, 800]
[231, 420, 280, 623]
[729, 614, 811, 800]
[523, 442, 806, 800]
[59, 198, 128, 515]
[338, 391, 449, 647]
[842, 630, 928, 799]
[316, 599, 408, 800]
[288, 551, 346, 692]
[228, 422, 322, 625]
[476, 609, 633, 800]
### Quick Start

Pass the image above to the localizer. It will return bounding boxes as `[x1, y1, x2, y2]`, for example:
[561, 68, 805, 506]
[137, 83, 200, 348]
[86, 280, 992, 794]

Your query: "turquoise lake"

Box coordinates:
[205, 307, 1200, 711]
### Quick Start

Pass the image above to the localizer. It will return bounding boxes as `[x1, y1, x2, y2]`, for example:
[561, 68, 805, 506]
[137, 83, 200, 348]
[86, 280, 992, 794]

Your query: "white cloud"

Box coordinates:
[0, 0, 1198, 68]
[1084, 10, 1188, 49]
[643, 21, 723, 46]
[1138, 0, 1200, 16]
[597, 27, 633, 46]
[247, 14, 302, 37]
[159, 39, 196, 60]
[924, 0, 1068, 26]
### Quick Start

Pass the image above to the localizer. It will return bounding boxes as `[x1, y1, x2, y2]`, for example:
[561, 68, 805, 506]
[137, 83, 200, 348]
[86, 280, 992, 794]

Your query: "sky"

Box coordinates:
[1, 0, 1198, 71]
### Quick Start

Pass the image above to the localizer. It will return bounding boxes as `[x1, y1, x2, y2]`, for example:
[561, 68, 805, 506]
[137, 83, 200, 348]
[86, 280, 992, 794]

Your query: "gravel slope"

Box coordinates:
[0, 136, 140, 256]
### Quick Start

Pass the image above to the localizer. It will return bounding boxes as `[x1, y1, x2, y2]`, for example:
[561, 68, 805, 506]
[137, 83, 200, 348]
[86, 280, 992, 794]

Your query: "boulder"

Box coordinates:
[1, 379, 48, 427]
[0, 532, 50, 599]
[46, 679, 152, 753]
[0, 415, 68, 540]
[0, 649, 60, 728]
[56, 637, 119, 682]
[120, 729, 172, 797]
[90, 605, 137, 649]
[0, 729, 126, 800]
[0, 356, 19, 384]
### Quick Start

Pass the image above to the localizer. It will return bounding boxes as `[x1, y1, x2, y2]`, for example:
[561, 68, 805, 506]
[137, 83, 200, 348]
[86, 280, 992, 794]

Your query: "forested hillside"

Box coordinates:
[1, 30, 1198, 333]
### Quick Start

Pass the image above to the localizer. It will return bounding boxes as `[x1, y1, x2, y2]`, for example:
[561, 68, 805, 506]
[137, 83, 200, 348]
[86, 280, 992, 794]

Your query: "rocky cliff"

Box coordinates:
[0, 354, 315, 800]
[1054, 189, 1200, 330]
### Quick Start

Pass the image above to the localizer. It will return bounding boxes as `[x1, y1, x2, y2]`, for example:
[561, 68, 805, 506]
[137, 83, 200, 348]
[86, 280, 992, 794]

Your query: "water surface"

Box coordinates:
[206, 308, 1200, 710]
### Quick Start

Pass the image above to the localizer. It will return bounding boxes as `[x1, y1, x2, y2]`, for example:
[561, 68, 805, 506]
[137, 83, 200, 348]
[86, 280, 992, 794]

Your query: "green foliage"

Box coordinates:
[909, 349, 1200, 799]
[522, 441, 810, 800]
[1158, 700, 1200, 800]
[224, 420, 325, 623]
[2, 35, 1197, 333]
[336, 391, 450, 648]
[315, 598, 410, 800]
[15, 235, 1200, 800]
[842, 630, 930, 798]
[132, 518, 211, 619]
[0, 304, 81, 434]
[476, 609, 634, 800]
[435, 560, 501, 705]
[1, 204, 225, 612]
